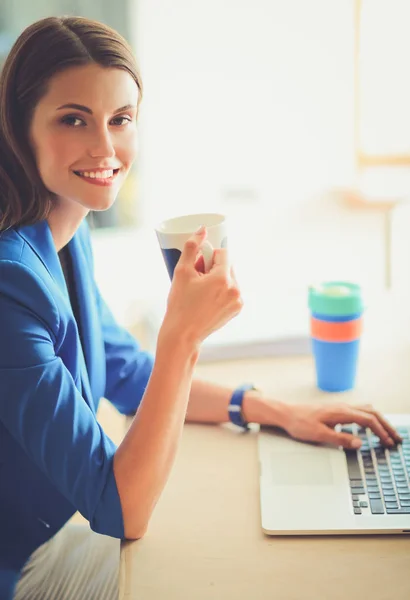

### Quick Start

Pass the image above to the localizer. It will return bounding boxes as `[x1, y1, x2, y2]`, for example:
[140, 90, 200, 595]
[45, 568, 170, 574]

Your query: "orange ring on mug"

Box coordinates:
[310, 316, 363, 343]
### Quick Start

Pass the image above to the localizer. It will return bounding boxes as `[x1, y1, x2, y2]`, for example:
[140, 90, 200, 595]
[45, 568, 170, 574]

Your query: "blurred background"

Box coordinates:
[2, 0, 410, 360]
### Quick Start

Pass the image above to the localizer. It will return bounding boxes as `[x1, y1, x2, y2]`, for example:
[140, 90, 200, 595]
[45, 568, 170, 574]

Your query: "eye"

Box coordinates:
[60, 115, 85, 128]
[111, 116, 132, 126]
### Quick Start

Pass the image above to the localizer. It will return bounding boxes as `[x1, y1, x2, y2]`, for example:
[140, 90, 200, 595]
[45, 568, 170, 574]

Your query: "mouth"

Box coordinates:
[72, 168, 121, 186]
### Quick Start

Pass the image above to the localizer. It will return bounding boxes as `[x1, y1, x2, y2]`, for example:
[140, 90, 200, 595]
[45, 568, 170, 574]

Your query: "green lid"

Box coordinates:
[308, 281, 363, 316]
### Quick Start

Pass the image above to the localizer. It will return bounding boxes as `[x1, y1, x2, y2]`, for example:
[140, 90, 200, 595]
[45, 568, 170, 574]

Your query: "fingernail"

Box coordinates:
[387, 437, 395, 446]
[195, 225, 205, 234]
[351, 438, 362, 449]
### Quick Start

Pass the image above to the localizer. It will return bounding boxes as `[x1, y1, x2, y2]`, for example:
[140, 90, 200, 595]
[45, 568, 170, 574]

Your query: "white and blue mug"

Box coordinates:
[155, 213, 228, 280]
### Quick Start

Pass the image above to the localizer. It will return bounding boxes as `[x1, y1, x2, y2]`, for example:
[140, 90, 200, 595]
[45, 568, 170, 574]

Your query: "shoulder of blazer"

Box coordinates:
[0, 228, 25, 262]
[0, 259, 60, 345]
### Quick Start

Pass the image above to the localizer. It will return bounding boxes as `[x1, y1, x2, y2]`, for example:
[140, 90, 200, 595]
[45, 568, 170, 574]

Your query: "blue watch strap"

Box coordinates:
[228, 384, 256, 430]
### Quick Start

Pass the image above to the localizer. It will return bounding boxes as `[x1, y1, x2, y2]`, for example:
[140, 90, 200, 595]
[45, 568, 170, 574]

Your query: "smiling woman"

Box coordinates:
[0, 13, 403, 600]
[0, 15, 245, 600]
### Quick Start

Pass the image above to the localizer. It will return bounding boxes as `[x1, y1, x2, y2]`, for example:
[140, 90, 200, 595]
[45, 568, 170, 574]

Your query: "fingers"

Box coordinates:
[210, 249, 231, 282]
[178, 227, 207, 267]
[328, 406, 396, 447]
[316, 426, 362, 449]
[194, 254, 205, 274]
[355, 404, 403, 444]
[211, 248, 229, 269]
[230, 265, 239, 286]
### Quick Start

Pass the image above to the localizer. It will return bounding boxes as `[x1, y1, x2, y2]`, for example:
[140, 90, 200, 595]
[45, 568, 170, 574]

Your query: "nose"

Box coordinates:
[88, 126, 115, 159]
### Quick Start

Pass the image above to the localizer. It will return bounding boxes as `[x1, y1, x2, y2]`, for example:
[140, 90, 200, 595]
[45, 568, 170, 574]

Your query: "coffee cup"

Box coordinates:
[155, 213, 227, 279]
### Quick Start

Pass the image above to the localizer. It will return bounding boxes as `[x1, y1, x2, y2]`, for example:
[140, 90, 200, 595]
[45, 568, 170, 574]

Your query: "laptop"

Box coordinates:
[258, 414, 410, 535]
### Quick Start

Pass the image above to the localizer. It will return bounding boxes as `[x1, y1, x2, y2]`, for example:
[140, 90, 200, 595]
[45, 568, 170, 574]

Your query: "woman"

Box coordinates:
[0, 16, 401, 600]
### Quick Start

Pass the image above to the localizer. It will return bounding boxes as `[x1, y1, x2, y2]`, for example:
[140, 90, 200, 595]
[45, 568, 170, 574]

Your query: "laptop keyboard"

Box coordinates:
[342, 425, 410, 515]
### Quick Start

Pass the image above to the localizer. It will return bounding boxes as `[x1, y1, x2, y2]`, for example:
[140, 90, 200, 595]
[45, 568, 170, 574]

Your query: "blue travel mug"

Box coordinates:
[308, 282, 364, 392]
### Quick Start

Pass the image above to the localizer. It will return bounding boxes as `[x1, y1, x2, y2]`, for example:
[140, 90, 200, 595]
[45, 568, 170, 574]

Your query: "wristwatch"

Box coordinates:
[228, 384, 257, 431]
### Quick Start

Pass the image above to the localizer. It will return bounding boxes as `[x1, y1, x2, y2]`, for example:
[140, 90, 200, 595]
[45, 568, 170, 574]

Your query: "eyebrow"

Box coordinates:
[56, 103, 136, 114]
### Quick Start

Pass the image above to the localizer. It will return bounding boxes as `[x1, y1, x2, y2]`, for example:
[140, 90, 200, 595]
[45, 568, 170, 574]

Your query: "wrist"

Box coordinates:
[242, 392, 293, 429]
[157, 322, 200, 368]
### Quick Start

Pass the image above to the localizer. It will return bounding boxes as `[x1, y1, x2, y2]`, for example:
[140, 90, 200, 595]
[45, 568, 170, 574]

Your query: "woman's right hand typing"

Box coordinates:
[160, 226, 243, 348]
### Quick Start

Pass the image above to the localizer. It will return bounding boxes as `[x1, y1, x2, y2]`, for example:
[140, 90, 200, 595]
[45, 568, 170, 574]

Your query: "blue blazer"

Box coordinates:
[0, 219, 154, 599]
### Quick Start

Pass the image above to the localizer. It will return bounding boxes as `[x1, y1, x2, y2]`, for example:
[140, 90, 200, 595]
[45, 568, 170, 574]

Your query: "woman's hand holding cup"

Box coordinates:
[160, 226, 243, 349]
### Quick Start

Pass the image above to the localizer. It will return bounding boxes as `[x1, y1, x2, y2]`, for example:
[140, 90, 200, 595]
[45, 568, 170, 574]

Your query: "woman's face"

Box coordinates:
[29, 63, 139, 213]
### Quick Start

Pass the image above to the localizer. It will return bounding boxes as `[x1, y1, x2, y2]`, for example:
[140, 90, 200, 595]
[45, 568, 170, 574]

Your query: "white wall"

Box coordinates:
[135, 0, 356, 220]
[92, 0, 410, 350]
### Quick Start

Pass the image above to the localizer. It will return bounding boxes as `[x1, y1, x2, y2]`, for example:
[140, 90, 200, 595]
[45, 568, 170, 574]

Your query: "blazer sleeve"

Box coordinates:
[95, 285, 154, 416]
[0, 260, 125, 539]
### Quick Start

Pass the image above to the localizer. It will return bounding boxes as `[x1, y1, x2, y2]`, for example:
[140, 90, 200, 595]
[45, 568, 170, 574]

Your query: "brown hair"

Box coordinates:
[0, 16, 143, 231]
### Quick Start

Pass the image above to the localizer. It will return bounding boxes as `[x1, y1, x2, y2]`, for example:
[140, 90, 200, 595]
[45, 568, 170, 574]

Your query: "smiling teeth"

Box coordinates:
[77, 170, 114, 179]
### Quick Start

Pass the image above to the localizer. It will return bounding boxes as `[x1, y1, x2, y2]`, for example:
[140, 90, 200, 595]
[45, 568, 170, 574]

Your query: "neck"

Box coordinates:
[47, 199, 89, 252]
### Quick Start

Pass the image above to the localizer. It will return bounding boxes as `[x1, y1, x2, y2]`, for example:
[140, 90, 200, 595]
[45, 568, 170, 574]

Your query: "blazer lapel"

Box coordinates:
[17, 220, 95, 409]
[17, 219, 68, 295]
[68, 230, 103, 406]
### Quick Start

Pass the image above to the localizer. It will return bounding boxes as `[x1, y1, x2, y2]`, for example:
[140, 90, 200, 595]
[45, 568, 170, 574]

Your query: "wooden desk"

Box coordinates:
[119, 345, 410, 600]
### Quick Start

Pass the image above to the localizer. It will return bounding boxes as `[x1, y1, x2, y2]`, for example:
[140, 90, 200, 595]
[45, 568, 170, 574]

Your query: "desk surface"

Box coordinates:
[119, 343, 410, 600]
